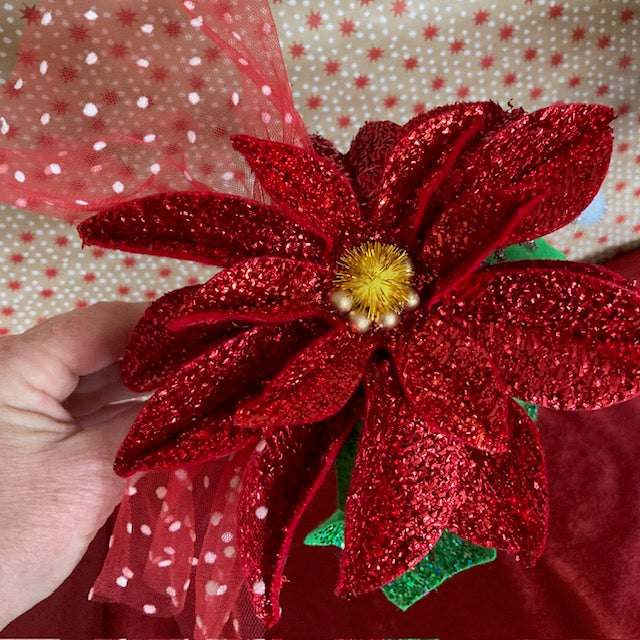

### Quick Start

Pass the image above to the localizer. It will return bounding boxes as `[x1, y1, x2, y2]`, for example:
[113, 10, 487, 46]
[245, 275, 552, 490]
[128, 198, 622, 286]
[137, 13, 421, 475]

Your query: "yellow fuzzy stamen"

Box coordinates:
[334, 242, 413, 322]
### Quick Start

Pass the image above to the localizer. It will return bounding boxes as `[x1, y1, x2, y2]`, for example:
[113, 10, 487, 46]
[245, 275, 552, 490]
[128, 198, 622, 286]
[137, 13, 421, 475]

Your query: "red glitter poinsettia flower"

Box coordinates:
[78, 101, 640, 626]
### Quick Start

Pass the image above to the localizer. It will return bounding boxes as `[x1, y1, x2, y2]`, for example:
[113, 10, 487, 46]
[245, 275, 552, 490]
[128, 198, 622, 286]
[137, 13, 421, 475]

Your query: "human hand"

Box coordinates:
[0, 302, 147, 628]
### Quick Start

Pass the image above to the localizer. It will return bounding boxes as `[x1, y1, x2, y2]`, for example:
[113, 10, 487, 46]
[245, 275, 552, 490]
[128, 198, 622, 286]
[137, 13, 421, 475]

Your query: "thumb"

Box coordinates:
[79, 401, 143, 462]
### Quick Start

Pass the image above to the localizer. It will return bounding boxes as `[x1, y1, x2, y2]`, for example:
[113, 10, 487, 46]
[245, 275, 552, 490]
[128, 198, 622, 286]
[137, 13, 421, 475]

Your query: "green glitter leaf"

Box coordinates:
[485, 238, 567, 265]
[304, 509, 345, 548]
[381, 530, 496, 610]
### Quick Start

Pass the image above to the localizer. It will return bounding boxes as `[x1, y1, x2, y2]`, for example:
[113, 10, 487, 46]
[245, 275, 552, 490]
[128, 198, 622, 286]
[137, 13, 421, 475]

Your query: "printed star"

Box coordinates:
[289, 42, 306, 58]
[550, 52, 564, 66]
[572, 26, 585, 41]
[164, 20, 182, 38]
[69, 24, 90, 43]
[474, 10, 490, 25]
[598, 35, 611, 49]
[367, 46, 384, 61]
[449, 39, 464, 53]
[499, 24, 514, 40]
[115, 8, 137, 27]
[325, 59, 341, 75]
[19, 4, 42, 24]
[392, 0, 407, 16]
[548, 4, 563, 19]
[340, 19, 355, 36]
[306, 11, 322, 30]
[422, 23, 439, 39]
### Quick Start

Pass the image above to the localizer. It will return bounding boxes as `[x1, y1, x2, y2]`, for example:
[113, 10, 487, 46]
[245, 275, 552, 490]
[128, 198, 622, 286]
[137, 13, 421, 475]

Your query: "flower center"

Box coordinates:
[331, 241, 420, 333]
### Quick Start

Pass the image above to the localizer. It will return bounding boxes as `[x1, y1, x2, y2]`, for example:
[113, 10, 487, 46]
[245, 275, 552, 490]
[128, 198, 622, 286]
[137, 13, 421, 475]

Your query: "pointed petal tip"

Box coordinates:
[230, 133, 257, 154]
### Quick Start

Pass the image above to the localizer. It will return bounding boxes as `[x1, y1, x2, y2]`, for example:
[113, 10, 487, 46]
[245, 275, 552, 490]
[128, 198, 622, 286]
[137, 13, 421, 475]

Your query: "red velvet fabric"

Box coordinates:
[3, 249, 640, 638]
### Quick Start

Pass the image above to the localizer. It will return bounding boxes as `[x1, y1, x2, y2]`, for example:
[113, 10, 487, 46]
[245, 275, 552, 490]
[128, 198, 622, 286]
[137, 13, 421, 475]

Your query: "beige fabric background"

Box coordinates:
[0, 0, 638, 333]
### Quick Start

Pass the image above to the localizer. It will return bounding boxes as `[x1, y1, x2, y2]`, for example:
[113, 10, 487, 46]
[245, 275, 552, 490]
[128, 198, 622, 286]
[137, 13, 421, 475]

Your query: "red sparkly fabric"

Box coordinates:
[77, 95, 640, 631]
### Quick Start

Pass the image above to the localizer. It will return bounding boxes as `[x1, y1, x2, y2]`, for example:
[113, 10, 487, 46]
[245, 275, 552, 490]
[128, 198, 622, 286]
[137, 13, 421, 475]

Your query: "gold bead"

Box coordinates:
[405, 287, 421, 310]
[347, 310, 372, 334]
[329, 289, 353, 313]
[378, 311, 400, 329]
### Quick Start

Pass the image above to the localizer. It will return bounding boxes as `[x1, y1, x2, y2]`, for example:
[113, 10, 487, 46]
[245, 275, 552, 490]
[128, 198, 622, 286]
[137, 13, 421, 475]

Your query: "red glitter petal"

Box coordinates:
[78, 191, 324, 267]
[448, 399, 548, 564]
[311, 134, 352, 176]
[115, 321, 323, 475]
[238, 398, 361, 627]
[372, 102, 505, 247]
[337, 360, 464, 597]
[121, 285, 241, 392]
[231, 135, 362, 251]
[445, 260, 640, 410]
[389, 312, 510, 452]
[167, 257, 331, 330]
[421, 185, 545, 306]
[347, 120, 402, 214]
[435, 103, 613, 246]
[234, 326, 377, 429]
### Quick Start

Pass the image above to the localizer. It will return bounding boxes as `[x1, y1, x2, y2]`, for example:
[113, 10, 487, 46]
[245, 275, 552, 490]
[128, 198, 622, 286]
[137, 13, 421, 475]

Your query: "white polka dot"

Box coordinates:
[204, 551, 217, 564]
[143, 604, 157, 615]
[163, 546, 176, 555]
[93, 140, 106, 151]
[261, 111, 272, 124]
[229, 475, 240, 490]
[47, 163, 61, 175]
[190, 556, 198, 566]
[210, 512, 222, 526]
[255, 506, 268, 520]
[84, 9, 98, 21]
[216, 584, 228, 596]
[157, 559, 172, 567]
[150, 163, 161, 174]
[221, 531, 233, 543]
[85, 51, 98, 65]
[127, 485, 137, 496]
[253, 580, 266, 595]
[39, 60, 48, 75]
[261, 85, 272, 96]
[183, 579, 191, 591]
[122, 567, 134, 579]
[188, 92, 200, 105]
[112, 181, 124, 194]
[205, 580, 218, 596]
[189, 56, 202, 66]
[143, 133, 156, 143]
[223, 545, 235, 558]
[136, 58, 150, 68]
[187, 130, 196, 144]
[156, 486, 167, 499]
[83, 103, 98, 117]
[0, 117, 9, 135]
[126, 522, 133, 534]
[14, 170, 25, 183]
[40, 113, 50, 126]
[175, 469, 188, 480]
[116, 576, 128, 587]
[231, 92, 240, 106]
[168, 520, 182, 532]
[166, 586, 176, 597]
[137, 96, 149, 109]
[184, 0, 195, 9]
[238, 57, 248, 66]
[191, 16, 203, 27]
[41, 11, 51, 25]
[13, 77, 23, 90]
[141, 23, 154, 33]
[140, 524, 152, 536]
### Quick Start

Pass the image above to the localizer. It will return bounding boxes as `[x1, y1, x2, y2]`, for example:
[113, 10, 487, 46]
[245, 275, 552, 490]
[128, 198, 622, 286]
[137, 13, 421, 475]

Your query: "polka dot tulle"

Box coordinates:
[93, 449, 262, 639]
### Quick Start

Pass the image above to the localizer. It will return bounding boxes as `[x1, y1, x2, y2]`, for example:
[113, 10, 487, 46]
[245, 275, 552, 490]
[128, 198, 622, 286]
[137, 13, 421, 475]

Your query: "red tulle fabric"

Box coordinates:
[0, 0, 309, 219]
[0, 0, 311, 636]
